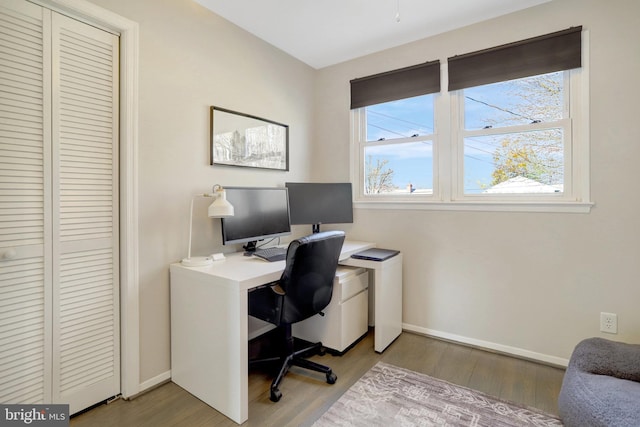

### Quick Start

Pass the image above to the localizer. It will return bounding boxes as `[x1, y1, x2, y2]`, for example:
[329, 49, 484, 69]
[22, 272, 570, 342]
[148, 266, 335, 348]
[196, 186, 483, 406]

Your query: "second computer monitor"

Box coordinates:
[285, 182, 353, 233]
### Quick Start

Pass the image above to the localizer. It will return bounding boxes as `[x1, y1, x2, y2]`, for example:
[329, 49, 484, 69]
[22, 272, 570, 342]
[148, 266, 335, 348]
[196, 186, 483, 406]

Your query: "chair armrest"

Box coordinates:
[271, 283, 285, 295]
[249, 281, 285, 295]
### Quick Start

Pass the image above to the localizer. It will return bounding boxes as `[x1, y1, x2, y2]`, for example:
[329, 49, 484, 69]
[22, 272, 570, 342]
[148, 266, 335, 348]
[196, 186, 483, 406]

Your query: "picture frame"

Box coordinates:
[210, 106, 289, 171]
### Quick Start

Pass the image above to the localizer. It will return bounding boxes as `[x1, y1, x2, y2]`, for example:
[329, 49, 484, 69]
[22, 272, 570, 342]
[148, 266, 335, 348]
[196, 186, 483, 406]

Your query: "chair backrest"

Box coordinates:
[279, 230, 345, 324]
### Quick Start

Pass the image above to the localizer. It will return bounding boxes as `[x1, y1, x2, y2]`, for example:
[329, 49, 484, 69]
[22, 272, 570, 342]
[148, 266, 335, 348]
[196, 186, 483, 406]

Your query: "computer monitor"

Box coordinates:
[285, 182, 353, 234]
[221, 186, 291, 252]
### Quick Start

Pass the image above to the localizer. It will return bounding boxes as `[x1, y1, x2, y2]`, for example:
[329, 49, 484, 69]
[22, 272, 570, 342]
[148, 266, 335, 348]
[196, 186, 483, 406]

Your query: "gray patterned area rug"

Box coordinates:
[313, 362, 563, 427]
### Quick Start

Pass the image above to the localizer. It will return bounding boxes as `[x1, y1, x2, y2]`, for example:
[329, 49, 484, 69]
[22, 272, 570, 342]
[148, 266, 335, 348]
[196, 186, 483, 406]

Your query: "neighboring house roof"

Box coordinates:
[483, 176, 562, 193]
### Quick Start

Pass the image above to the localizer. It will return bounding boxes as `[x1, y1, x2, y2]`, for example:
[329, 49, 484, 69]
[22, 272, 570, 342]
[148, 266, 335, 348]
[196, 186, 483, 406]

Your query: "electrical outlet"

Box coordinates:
[600, 312, 618, 334]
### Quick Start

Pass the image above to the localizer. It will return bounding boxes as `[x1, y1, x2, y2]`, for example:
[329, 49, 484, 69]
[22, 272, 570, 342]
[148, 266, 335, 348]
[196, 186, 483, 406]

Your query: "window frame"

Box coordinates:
[452, 70, 572, 201]
[351, 32, 592, 213]
[352, 94, 438, 201]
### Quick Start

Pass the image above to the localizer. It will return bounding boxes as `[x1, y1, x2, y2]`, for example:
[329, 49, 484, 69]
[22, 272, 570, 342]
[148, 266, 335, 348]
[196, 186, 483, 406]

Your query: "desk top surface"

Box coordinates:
[170, 240, 375, 290]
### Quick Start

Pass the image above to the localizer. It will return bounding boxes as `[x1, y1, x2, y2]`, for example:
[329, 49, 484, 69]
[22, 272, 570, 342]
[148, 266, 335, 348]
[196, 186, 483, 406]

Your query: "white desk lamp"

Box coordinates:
[181, 185, 234, 267]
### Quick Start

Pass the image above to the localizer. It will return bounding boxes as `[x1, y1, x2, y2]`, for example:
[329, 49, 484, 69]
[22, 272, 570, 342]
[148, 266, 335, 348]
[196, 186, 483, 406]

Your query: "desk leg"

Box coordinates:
[170, 273, 248, 424]
[373, 254, 403, 353]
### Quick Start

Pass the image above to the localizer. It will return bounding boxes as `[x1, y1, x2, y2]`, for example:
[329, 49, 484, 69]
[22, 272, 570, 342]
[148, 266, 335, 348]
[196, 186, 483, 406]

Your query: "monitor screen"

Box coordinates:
[285, 182, 353, 233]
[221, 187, 291, 250]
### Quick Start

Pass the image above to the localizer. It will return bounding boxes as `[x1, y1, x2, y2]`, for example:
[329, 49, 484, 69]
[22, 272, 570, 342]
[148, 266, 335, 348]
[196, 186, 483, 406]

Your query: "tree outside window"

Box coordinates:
[462, 71, 566, 194]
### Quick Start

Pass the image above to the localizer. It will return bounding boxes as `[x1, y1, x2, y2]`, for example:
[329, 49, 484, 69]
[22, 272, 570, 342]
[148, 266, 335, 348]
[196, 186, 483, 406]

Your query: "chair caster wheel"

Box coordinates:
[318, 347, 326, 356]
[270, 388, 282, 402]
[326, 372, 337, 384]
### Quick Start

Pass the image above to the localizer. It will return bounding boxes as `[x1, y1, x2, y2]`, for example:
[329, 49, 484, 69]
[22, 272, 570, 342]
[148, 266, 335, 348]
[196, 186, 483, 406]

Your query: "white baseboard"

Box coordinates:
[137, 370, 172, 395]
[132, 325, 568, 398]
[403, 323, 569, 368]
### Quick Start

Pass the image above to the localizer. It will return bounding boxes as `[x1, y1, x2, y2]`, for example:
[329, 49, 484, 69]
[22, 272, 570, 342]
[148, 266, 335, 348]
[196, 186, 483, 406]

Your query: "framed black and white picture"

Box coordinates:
[210, 106, 289, 171]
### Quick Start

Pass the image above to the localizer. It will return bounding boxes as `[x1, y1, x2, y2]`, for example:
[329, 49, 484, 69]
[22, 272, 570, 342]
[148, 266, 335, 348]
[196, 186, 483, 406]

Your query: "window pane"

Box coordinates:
[366, 94, 434, 141]
[364, 142, 433, 195]
[464, 72, 563, 130]
[464, 129, 563, 194]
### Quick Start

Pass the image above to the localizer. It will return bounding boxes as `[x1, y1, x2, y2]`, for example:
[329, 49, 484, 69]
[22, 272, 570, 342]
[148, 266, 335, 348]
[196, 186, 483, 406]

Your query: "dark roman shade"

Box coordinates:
[448, 26, 582, 91]
[350, 60, 440, 109]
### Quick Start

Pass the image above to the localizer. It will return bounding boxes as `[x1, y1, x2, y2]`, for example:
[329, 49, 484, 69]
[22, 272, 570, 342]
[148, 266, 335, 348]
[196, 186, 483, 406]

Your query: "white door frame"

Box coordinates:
[31, 0, 141, 399]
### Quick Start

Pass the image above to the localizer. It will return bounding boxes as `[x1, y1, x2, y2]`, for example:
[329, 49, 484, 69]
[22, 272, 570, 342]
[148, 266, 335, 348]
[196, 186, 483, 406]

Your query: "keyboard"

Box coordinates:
[253, 247, 287, 262]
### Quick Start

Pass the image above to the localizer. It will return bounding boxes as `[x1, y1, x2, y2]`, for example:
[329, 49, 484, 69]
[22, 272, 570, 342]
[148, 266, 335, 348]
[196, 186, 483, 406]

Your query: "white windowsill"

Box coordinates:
[354, 200, 594, 213]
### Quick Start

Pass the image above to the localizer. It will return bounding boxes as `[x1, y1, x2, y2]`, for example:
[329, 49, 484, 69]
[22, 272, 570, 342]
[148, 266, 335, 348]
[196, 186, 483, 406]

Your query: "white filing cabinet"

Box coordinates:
[293, 266, 369, 353]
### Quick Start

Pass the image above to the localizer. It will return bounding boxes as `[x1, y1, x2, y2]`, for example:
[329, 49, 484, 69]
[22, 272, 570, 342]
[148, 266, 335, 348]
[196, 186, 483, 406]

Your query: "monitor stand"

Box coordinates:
[243, 241, 258, 256]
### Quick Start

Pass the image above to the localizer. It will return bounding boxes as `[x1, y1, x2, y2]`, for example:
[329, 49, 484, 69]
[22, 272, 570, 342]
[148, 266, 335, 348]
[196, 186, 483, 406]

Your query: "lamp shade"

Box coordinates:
[208, 188, 234, 218]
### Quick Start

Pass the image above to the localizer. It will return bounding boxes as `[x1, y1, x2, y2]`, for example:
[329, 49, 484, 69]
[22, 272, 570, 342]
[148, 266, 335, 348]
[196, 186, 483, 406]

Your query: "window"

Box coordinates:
[350, 60, 440, 199]
[360, 94, 435, 195]
[350, 27, 590, 212]
[458, 71, 568, 196]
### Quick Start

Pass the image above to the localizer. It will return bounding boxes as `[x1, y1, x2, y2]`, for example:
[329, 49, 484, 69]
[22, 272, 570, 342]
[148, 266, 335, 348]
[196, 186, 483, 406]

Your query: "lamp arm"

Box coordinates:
[186, 196, 195, 260]
[186, 193, 214, 261]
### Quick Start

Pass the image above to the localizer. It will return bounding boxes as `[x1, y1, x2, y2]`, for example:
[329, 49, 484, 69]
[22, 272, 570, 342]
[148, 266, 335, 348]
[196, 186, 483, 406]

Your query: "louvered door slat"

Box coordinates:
[0, 315, 43, 338]
[1, 370, 45, 402]
[59, 344, 111, 377]
[0, 0, 48, 405]
[52, 12, 119, 413]
[59, 93, 112, 114]
[61, 306, 112, 328]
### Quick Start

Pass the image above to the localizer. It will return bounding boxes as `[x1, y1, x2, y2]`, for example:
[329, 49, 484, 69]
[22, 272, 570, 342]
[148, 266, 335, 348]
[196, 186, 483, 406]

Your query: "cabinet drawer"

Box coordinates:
[340, 289, 369, 350]
[335, 266, 367, 301]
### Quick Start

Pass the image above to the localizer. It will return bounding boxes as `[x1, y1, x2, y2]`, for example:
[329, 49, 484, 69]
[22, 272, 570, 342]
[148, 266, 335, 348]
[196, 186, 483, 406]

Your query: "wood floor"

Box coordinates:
[70, 331, 565, 426]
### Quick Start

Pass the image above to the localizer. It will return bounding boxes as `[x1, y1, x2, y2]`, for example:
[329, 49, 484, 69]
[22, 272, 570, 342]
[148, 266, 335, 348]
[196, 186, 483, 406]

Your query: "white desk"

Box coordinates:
[169, 240, 402, 424]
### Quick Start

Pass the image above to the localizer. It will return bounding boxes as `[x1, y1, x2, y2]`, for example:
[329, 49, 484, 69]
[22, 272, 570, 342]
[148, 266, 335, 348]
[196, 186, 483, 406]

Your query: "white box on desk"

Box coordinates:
[293, 265, 369, 353]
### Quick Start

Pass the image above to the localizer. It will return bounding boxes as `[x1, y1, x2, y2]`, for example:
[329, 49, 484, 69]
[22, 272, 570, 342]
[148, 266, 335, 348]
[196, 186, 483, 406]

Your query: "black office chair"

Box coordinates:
[248, 230, 345, 402]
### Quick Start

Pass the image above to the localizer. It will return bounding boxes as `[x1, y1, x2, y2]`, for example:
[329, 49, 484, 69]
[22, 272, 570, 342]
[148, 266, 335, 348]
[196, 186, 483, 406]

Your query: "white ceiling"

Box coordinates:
[195, 0, 552, 69]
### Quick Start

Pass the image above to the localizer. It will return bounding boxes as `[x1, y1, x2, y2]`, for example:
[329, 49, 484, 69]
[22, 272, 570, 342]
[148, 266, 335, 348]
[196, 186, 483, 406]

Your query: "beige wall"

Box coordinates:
[87, 0, 640, 388]
[89, 0, 316, 384]
[315, 0, 640, 363]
